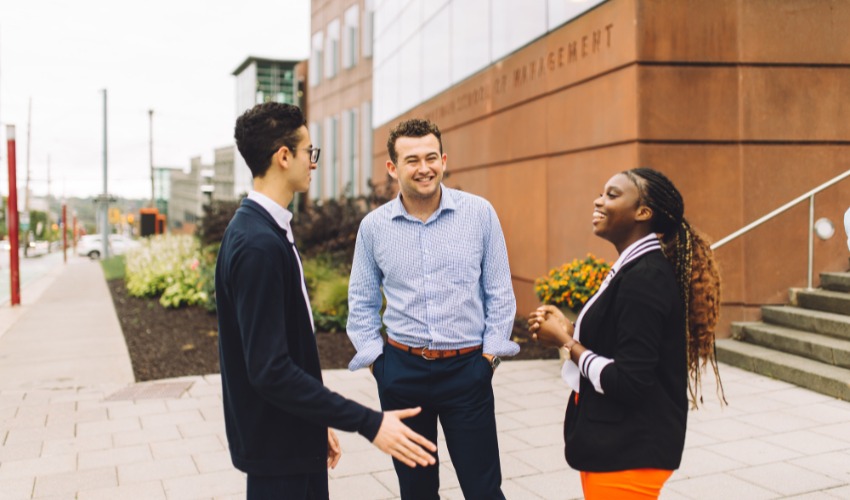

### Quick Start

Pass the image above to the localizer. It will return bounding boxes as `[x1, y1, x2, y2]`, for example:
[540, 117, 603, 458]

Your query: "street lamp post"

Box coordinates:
[6, 125, 20, 306]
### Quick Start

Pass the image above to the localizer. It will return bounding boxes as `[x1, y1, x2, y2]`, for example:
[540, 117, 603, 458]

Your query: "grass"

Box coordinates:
[100, 255, 126, 281]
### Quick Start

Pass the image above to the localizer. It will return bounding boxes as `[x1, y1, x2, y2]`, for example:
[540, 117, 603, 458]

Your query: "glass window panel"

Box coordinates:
[360, 101, 373, 196]
[343, 5, 359, 69]
[548, 0, 606, 30]
[310, 31, 324, 86]
[362, 0, 375, 59]
[451, 0, 490, 83]
[491, 0, 547, 60]
[421, 6, 451, 101]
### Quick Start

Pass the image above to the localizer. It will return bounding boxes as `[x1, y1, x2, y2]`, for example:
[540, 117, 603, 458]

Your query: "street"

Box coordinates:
[0, 248, 69, 306]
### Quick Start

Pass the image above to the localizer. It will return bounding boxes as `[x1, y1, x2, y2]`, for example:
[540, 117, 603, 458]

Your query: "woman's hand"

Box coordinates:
[528, 305, 574, 347]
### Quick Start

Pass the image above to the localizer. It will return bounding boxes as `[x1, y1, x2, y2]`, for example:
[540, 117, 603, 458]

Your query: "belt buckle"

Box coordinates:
[421, 348, 437, 361]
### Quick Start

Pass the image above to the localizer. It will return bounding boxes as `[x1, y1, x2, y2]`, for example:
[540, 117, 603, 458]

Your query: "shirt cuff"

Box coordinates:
[348, 339, 385, 371]
[482, 336, 520, 357]
[578, 350, 613, 394]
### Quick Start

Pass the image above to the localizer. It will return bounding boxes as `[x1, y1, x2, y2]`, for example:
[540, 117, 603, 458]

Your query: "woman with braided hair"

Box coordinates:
[528, 167, 723, 499]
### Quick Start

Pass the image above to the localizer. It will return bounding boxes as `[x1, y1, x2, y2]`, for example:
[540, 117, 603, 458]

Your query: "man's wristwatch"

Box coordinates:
[488, 356, 501, 371]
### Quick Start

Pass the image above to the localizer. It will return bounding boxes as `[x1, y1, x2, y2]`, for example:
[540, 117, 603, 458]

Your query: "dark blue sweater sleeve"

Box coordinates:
[231, 241, 382, 441]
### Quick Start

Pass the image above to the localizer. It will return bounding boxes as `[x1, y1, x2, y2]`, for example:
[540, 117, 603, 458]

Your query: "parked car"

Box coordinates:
[77, 234, 140, 259]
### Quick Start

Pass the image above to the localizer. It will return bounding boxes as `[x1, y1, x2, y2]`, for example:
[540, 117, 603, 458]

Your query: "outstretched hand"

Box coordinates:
[327, 429, 341, 469]
[528, 305, 574, 347]
[372, 407, 437, 468]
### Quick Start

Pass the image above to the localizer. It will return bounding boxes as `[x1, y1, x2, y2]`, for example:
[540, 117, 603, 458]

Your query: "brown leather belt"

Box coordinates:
[387, 338, 482, 361]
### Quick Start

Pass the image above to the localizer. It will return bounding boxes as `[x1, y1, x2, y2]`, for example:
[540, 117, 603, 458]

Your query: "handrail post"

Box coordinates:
[808, 194, 814, 290]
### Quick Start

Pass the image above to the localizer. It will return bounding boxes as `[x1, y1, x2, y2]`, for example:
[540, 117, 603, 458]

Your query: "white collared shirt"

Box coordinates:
[247, 191, 315, 333]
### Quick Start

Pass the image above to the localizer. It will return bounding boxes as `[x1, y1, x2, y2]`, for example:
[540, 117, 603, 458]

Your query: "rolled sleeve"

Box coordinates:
[347, 218, 387, 371]
[480, 204, 519, 357]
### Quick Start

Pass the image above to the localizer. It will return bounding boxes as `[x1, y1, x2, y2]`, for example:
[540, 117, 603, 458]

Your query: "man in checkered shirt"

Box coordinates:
[347, 119, 518, 500]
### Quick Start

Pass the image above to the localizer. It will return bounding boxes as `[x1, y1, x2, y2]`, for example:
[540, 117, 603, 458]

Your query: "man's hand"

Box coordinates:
[372, 407, 437, 468]
[327, 429, 341, 469]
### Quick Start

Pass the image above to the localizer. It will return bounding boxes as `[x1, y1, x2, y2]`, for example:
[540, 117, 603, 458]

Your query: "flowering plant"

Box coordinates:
[534, 254, 611, 314]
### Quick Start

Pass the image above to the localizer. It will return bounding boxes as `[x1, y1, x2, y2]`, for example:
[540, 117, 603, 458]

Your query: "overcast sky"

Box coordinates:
[0, 0, 310, 200]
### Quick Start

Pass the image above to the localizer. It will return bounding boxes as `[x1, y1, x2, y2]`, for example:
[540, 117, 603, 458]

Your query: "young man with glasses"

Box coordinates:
[347, 118, 518, 499]
[217, 103, 436, 499]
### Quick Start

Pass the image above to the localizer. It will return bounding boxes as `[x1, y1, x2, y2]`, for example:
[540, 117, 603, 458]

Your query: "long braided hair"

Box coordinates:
[623, 167, 726, 407]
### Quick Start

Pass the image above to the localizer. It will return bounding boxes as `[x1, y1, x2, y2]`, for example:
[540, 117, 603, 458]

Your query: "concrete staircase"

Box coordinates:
[716, 272, 850, 401]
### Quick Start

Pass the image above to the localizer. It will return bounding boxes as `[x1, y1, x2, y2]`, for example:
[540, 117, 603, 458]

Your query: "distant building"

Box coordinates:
[153, 166, 181, 220]
[168, 158, 206, 234]
[308, 0, 375, 202]
[212, 146, 237, 201]
[232, 56, 306, 197]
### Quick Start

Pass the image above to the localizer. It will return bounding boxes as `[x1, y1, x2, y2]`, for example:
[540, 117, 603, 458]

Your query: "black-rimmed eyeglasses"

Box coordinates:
[301, 147, 321, 163]
[274, 146, 321, 163]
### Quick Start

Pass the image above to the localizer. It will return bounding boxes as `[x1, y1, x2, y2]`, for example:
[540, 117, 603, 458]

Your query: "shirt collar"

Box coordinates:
[390, 184, 456, 222]
[247, 191, 294, 242]
[611, 233, 662, 273]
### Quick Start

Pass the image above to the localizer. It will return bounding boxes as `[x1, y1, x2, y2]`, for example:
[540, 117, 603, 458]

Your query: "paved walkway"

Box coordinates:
[0, 259, 849, 499]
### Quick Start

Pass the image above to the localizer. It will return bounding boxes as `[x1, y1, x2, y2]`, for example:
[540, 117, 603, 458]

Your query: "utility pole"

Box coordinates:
[100, 89, 109, 259]
[46, 154, 51, 201]
[149, 109, 155, 208]
[25, 97, 31, 212]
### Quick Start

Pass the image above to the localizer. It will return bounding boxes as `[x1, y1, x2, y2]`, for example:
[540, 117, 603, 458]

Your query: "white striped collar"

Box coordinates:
[607, 233, 662, 280]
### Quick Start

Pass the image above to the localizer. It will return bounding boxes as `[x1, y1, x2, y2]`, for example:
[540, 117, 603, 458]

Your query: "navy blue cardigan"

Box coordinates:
[564, 251, 688, 472]
[216, 199, 383, 476]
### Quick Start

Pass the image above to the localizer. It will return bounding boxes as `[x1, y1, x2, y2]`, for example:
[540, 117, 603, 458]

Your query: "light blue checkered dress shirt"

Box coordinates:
[347, 186, 519, 371]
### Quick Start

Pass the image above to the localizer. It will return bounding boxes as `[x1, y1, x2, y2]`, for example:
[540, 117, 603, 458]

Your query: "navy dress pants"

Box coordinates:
[246, 471, 329, 500]
[373, 345, 505, 500]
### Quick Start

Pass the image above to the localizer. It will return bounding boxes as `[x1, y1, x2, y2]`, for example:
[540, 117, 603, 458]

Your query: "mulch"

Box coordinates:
[106, 279, 558, 382]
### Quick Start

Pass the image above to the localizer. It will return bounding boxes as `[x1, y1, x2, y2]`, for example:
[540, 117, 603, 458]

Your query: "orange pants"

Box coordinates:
[580, 469, 673, 499]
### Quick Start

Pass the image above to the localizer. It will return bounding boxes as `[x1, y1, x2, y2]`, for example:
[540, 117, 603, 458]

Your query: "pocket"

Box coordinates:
[584, 394, 624, 423]
[372, 354, 385, 380]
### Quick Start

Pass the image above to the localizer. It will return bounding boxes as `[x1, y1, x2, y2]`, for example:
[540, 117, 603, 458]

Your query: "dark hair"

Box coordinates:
[624, 167, 725, 407]
[386, 118, 443, 164]
[234, 102, 306, 178]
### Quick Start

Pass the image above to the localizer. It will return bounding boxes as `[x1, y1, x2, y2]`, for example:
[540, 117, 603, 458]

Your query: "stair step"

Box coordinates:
[733, 322, 850, 369]
[796, 289, 850, 315]
[821, 272, 850, 292]
[761, 306, 850, 341]
[716, 339, 850, 402]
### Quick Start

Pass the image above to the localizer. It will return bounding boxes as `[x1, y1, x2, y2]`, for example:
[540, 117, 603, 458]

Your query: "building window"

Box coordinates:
[343, 5, 359, 69]
[310, 31, 323, 87]
[325, 19, 340, 79]
[309, 122, 322, 201]
[324, 115, 339, 199]
[360, 101, 373, 195]
[362, 0, 374, 59]
[341, 108, 358, 196]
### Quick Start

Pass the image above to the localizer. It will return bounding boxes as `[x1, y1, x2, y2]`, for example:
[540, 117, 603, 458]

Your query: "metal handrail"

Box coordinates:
[710, 168, 850, 289]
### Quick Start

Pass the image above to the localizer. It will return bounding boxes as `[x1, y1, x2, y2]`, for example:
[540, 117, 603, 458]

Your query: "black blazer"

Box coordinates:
[564, 250, 687, 472]
[216, 199, 382, 476]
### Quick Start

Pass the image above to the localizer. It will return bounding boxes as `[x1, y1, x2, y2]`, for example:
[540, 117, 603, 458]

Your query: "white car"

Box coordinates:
[77, 234, 140, 259]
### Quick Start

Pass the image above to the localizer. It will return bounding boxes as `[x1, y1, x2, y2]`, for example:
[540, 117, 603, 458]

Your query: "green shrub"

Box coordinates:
[302, 256, 350, 332]
[100, 255, 126, 281]
[125, 234, 213, 309]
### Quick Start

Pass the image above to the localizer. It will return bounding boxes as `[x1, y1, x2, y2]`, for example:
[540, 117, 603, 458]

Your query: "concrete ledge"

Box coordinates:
[735, 322, 850, 369]
[796, 289, 850, 316]
[716, 339, 850, 402]
[821, 272, 850, 293]
[761, 306, 850, 341]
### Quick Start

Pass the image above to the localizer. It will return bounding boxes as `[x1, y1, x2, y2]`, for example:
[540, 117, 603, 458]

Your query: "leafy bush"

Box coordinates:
[293, 175, 395, 267]
[534, 254, 611, 314]
[303, 256, 349, 332]
[125, 234, 214, 309]
[198, 199, 242, 246]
